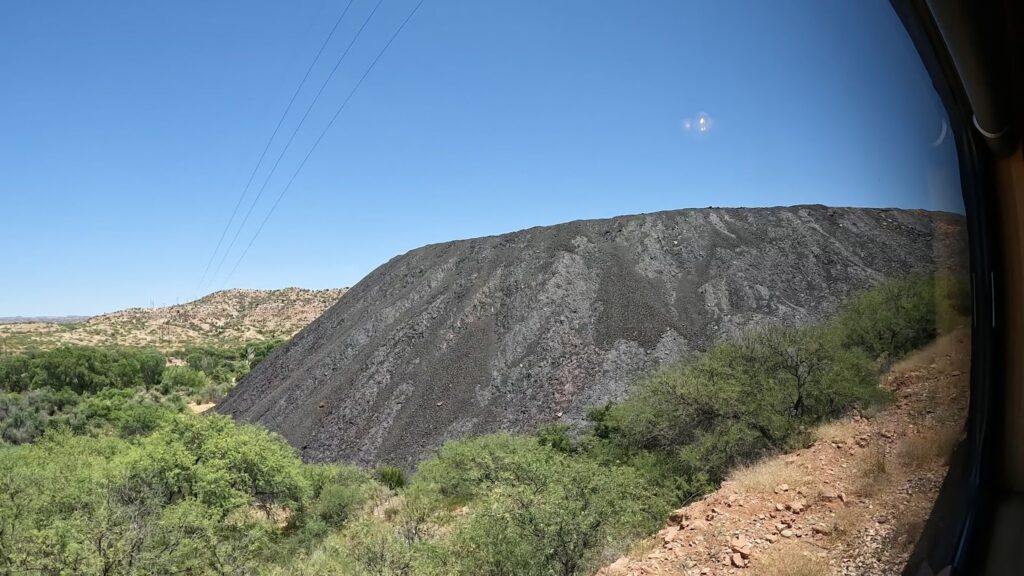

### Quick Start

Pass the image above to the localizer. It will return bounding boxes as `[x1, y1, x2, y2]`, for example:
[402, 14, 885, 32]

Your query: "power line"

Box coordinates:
[224, 0, 427, 283]
[205, 0, 388, 289]
[197, 0, 356, 290]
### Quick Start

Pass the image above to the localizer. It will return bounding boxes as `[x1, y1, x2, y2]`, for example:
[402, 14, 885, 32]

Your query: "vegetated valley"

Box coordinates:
[0, 206, 969, 575]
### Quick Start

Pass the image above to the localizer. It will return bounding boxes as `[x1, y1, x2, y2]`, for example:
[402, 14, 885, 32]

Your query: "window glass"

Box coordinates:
[0, 1, 969, 575]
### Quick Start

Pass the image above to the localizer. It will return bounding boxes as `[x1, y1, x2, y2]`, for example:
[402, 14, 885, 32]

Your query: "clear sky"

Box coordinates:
[0, 0, 962, 316]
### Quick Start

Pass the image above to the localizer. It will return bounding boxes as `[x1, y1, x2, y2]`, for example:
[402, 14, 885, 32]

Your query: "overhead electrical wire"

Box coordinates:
[223, 0, 427, 283]
[204, 0, 389, 289]
[197, 0, 356, 290]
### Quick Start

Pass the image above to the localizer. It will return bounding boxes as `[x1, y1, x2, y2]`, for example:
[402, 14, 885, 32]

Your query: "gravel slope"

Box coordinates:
[217, 205, 966, 469]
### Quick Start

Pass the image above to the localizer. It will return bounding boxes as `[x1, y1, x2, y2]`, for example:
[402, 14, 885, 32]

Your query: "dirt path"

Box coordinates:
[599, 329, 970, 576]
[188, 402, 216, 414]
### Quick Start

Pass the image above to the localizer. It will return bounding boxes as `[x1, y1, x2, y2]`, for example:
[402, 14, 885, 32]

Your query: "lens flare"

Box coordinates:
[683, 112, 713, 136]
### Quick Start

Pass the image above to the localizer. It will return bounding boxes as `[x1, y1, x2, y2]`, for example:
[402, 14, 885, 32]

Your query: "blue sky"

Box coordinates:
[1, 0, 962, 316]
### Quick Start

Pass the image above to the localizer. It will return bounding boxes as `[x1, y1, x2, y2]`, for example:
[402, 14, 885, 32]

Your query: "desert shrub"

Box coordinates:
[342, 518, 415, 576]
[180, 339, 284, 384]
[445, 454, 666, 576]
[405, 434, 667, 576]
[0, 346, 166, 394]
[305, 464, 378, 528]
[0, 429, 285, 575]
[834, 274, 939, 363]
[72, 387, 183, 437]
[195, 379, 234, 403]
[112, 413, 310, 523]
[537, 423, 575, 453]
[137, 350, 166, 389]
[377, 465, 407, 490]
[411, 434, 548, 505]
[0, 388, 80, 444]
[160, 365, 210, 393]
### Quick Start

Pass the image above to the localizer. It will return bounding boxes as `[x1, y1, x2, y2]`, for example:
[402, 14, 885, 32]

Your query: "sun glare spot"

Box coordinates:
[683, 112, 713, 136]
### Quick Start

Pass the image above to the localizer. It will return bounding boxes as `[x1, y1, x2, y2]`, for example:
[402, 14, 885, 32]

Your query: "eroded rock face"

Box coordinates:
[217, 205, 966, 469]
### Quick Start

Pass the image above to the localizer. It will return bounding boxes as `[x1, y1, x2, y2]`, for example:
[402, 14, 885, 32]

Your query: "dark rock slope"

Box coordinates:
[217, 205, 966, 469]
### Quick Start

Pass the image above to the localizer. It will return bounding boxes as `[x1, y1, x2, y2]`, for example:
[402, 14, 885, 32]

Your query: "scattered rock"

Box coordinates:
[729, 537, 752, 558]
[605, 556, 630, 574]
[660, 526, 680, 543]
[669, 508, 689, 523]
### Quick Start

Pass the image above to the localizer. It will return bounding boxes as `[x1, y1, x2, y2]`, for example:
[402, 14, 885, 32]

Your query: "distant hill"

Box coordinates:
[218, 205, 967, 470]
[0, 288, 347, 352]
[0, 316, 88, 325]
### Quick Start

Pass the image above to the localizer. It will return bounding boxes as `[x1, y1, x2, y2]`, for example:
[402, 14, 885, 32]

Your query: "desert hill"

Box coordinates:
[0, 287, 347, 352]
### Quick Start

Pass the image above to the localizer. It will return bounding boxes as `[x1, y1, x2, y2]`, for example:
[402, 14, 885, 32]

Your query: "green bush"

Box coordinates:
[401, 434, 668, 576]
[307, 464, 377, 528]
[537, 423, 576, 453]
[73, 387, 183, 438]
[832, 272, 969, 363]
[0, 428, 280, 575]
[376, 465, 407, 490]
[160, 365, 210, 392]
[438, 446, 666, 576]
[0, 346, 166, 394]
[0, 388, 79, 444]
[180, 339, 284, 385]
[125, 414, 311, 518]
[411, 434, 543, 505]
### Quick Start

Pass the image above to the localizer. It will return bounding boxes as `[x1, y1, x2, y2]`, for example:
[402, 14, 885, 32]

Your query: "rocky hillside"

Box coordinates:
[218, 205, 966, 469]
[598, 328, 969, 575]
[0, 287, 347, 352]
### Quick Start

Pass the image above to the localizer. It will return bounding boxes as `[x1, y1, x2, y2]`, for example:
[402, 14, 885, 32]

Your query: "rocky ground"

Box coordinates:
[598, 329, 970, 576]
[0, 287, 346, 352]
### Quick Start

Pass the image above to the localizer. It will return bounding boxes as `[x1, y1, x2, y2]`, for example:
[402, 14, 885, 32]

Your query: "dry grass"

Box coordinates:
[852, 447, 890, 497]
[626, 536, 660, 559]
[812, 420, 859, 444]
[753, 542, 830, 576]
[898, 426, 961, 470]
[727, 458, 811, 495]
[890, 327, 966, 373]
[827, 504, 867, 542]
[893, 512, 926, 551]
